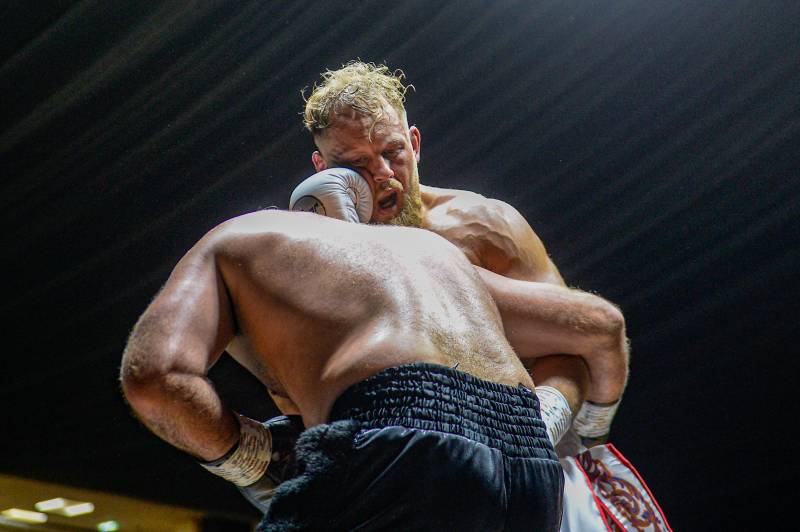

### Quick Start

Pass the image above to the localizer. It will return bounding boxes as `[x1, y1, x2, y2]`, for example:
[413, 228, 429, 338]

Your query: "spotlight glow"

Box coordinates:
[97, 520, 120, 532]
[63, 502, 95, 516]
[2, 508, 48, 524]
[35, 498, 67, 512]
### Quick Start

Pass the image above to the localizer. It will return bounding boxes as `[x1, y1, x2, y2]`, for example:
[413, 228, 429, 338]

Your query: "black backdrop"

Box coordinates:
[2, 1, 799, 529]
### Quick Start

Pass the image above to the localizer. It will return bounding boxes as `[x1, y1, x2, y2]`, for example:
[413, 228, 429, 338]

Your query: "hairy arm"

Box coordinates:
[474, 199, 631, 445]
[120, 232, 239, 461]
[477, 267, 629, 403]
[448, 198, 612, 409]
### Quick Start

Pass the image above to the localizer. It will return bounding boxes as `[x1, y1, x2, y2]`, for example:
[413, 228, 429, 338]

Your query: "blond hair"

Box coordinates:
[303, 61, 413, 135]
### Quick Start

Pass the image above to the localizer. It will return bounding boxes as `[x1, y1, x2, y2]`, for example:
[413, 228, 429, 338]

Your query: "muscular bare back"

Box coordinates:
[210, 210, 533, 426]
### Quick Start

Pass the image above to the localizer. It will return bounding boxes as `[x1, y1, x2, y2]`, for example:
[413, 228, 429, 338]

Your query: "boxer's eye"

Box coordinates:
[384, 146, 402, 159]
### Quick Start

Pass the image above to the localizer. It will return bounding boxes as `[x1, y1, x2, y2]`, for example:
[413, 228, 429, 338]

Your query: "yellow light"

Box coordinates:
[63, 502, 95, 516]
[97, 520, 120, 532]
[34, 497, 96, 517]
[35, 498, 67, 512]
[2, 508, 48, 524]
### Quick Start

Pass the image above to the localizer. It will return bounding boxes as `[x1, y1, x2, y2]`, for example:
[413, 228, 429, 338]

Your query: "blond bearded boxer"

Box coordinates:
[296, 61, 617, 432]
[120, 210, 628, 531]
[289, 62, 671, 531]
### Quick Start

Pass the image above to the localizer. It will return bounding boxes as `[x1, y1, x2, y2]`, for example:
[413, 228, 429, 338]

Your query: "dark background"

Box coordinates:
[2, 1, 798, 529]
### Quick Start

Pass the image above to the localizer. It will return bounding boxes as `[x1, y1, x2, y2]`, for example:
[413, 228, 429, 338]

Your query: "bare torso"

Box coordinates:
[214, 211, 532, 426]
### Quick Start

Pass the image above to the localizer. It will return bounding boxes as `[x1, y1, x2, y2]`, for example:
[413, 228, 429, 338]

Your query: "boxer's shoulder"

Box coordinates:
[421, 185, 553, 278]
[209, 209, 359, 253]
[213, 209, 320, 238]
[421, 185, 526, 229]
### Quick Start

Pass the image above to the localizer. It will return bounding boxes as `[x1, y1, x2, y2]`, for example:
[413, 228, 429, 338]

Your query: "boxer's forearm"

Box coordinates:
[121, 362, 239, 461]
[477, 267, 628, 403]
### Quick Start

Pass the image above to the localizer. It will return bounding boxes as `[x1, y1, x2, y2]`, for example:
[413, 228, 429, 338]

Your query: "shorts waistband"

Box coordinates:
[329, 363, 556, 460]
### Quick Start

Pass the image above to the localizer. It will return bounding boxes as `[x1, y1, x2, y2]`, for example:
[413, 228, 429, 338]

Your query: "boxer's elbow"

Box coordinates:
[120, 330, 181, 419]
[587, 302, 629, 401]
[120, 349, 169, 419]
[595, 300, 626, 355]
[574, 291, 623, 350]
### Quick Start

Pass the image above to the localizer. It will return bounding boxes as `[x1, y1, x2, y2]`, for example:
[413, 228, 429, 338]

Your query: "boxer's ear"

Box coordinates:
[409, 126, 421, 164]
[312, 151, 327, 172]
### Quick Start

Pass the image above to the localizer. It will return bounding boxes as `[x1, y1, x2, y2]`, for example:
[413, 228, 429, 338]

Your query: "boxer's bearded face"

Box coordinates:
[313, 102, 423, 227]
[385, 165, 422, 228]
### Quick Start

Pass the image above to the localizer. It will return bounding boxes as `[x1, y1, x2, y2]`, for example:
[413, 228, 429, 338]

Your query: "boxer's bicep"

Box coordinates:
[123, 241, 235, 385]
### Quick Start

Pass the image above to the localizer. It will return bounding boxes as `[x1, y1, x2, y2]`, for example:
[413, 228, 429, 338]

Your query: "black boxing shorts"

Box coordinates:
[259, 363, 564, 531]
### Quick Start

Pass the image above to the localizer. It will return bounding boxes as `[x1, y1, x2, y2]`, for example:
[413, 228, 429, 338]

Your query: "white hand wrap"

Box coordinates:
[200, 414, 272, 487]
[573, 399, 620, 438]
[289, 168, 373, 223]
[536, 385, 573, 446]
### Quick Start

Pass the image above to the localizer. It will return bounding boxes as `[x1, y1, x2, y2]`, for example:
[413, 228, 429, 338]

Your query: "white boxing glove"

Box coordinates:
[289, 168, 373, 223]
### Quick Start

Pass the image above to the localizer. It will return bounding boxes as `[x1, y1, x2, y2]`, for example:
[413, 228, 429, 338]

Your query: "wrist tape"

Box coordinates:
[573, 399, 620, 438]
[536, 386, 572, 446]
[200, 414, 272, 487]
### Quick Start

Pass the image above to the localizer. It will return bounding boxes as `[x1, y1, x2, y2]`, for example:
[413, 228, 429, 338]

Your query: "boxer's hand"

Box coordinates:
[200, 414, 304, 514]
[289, 168, 373, 223]
[237, 415, 303, 513]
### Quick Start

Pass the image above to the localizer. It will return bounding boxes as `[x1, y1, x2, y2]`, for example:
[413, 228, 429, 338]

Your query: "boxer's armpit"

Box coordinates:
[269, 389, 301, 415]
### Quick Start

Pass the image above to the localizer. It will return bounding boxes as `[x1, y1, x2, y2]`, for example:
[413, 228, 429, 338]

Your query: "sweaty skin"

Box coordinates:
[419, 185, 597, 410]
[420, 186, 562, 283]
[121, 210, 534, 461]
[311, 101, 625, 413]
